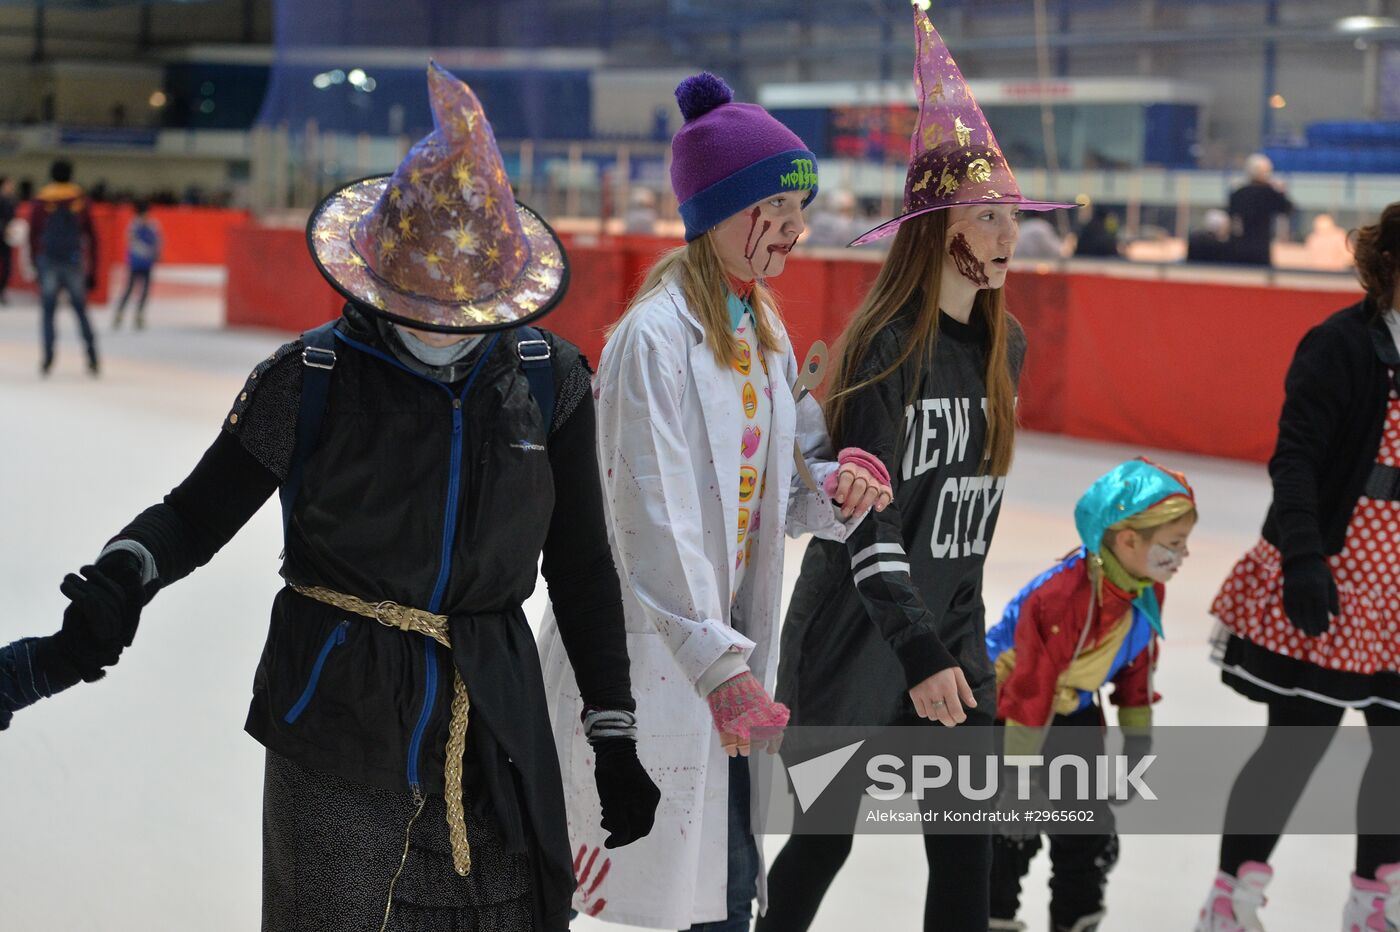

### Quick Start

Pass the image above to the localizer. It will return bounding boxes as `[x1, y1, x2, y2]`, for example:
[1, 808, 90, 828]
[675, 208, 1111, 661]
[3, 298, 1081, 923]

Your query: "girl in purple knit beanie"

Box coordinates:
[537, 72, 892, 930]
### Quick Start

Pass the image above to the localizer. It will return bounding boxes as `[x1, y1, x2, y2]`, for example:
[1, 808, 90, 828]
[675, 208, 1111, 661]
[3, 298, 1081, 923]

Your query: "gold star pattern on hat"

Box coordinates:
[851, 4, 1073, 246]
[307, 61, 568, 332]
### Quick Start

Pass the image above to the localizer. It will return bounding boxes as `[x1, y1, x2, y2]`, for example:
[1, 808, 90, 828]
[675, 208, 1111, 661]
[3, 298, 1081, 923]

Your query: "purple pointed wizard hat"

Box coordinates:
[851, 6, 1073, 246]
[307, 61, 567, 332]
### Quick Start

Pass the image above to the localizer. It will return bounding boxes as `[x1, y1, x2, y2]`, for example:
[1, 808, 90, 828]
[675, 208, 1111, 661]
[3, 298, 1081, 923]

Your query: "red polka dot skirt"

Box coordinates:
[1211, 392, 1400, 706]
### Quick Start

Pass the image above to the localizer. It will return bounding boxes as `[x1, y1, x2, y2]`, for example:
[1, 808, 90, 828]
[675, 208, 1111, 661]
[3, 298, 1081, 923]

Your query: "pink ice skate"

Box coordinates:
[1195, 862, 1272, 931]
[1343, 863, 1400, 931]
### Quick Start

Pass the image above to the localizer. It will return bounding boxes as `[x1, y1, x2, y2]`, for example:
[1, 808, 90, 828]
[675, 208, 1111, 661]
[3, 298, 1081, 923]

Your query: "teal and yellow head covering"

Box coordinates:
[1075, 458, 1195, 558]
[1074, 457, 1196, 636]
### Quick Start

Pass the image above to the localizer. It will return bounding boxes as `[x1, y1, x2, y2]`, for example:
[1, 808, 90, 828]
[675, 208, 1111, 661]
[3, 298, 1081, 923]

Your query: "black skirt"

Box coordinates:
[261, 749, 533, 932]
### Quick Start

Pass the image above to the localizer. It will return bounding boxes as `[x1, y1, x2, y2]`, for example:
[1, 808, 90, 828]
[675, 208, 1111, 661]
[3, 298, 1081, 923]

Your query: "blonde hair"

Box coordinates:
[825, 210, 1019, 477]
[1105, 496, 1198, 545]
[612, 233, 783, 366]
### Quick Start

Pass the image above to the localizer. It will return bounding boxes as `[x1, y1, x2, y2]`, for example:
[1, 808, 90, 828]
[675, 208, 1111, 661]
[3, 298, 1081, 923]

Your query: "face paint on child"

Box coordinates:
[1145, 543, 1188, 582]
[712, 192, 809, 282]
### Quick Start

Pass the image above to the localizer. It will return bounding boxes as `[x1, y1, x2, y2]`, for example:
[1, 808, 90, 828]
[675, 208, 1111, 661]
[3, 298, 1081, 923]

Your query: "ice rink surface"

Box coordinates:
[0, 272, 1364, 930]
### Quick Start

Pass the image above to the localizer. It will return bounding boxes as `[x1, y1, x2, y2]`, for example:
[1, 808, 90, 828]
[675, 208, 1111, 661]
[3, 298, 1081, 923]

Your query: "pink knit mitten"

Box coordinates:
[823, 447, 893, 497]
[707, 672, 790, 739]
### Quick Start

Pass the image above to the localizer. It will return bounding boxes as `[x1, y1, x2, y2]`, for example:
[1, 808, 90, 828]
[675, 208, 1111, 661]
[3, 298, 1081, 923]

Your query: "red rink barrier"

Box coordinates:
[9, 203, 249, 304]
[225, 225, 1358, 463]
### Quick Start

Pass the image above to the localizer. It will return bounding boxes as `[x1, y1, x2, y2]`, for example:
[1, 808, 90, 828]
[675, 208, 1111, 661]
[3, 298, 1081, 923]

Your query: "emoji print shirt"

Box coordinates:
[731, 302, 772, 600]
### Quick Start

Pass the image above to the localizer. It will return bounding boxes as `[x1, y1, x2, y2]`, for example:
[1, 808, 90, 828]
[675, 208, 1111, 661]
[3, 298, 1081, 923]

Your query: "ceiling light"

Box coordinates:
[1336, 15, 1399, 33]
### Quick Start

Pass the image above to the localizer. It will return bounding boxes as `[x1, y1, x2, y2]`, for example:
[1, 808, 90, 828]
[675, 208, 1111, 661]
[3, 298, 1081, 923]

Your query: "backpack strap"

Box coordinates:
[515, 327, 555, 433]
[280, 320, 339, 542]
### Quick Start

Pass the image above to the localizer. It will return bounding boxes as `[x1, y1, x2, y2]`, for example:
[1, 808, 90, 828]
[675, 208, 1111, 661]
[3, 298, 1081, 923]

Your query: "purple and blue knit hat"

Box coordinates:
[670, 73, 819, 242]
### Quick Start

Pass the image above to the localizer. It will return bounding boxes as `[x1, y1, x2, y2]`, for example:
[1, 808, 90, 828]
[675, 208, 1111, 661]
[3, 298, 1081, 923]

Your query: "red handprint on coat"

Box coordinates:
[574, 843, 611, 917]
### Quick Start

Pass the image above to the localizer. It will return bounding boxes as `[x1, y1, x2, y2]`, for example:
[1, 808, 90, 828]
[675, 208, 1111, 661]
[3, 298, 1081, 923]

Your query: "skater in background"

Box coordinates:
[1201, 201, 1400, 931]
[538, 70, 890, 931]
[0, 174, 16, 305]
[4, 63, 659, 931]
[760, 9, 1070, 931]
[113, 199, 161, 330]
[986, 458, 1197, 932]
[29, 159, 99, 375]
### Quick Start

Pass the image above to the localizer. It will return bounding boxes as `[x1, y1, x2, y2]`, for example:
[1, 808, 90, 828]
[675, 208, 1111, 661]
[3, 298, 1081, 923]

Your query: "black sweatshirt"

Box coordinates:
[1263, 298, 1396, 562]
[778, 298, 1025, 727]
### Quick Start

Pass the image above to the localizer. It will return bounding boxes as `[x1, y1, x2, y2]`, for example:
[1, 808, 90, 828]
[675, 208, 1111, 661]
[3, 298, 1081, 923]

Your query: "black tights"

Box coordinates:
[1219, 692, 1400, 880]
[759, 831, 991, 932]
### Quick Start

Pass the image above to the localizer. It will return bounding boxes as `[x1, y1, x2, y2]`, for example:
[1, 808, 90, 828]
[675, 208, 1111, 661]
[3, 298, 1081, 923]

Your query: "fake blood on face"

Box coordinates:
[949, 232, 990, 287]
[743, 206, 771, 278]
[762, 234, 799, 275]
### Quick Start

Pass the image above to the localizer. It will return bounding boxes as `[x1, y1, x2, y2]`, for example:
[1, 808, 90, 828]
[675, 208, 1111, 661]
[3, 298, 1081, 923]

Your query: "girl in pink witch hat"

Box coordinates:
[761, 7, 1070, 932]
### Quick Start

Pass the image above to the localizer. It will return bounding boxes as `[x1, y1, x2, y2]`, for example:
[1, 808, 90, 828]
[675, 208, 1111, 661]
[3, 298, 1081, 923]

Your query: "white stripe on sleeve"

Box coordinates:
[850, 541, 907, 570]
[852, 560, 912, 586]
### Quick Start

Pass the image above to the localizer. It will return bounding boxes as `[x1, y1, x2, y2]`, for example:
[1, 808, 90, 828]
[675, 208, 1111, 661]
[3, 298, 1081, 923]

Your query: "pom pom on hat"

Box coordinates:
[676, 72, 734, 122]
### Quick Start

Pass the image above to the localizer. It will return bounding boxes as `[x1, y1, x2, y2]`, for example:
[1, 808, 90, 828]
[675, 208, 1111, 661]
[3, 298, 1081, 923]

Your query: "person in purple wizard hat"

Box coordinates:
[760, 6, 1072, 932]
[537, 71, 892, 931]
[1, 62, 659, 931]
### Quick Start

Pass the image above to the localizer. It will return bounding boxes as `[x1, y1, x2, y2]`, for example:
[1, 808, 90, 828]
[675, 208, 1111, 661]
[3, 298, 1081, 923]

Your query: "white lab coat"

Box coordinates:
[537, 279, 858, 928]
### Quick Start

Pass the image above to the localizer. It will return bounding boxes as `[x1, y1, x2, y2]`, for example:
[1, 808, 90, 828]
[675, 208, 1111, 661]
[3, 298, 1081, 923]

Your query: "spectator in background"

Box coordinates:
[1229, 153, 1293, 266]
[1186, 208, 1236, 264]
[29, 159, 99, 376]
[0, 175, 16, 305]
[1305, 213, 1354, 270]
[1074, 205, 1123, 257]
[1015, 214, 1065, 260]
[805, 189, 863, 247]
[622, 186, 659, 235]
[113, 200, 161, 330]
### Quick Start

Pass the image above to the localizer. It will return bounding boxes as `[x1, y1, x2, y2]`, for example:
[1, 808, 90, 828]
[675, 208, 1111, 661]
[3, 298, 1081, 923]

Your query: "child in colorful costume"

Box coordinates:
[985, 458, 1197, 932]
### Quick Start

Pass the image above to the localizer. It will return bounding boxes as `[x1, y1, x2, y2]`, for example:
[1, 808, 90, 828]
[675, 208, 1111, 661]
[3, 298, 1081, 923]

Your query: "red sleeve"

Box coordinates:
[998, 587, 1071, 728]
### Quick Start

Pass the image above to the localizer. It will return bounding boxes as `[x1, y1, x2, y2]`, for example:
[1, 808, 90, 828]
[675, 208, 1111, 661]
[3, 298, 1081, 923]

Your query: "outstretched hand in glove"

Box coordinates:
[0, 550, 147, 730]
[51, 549, 147, 681]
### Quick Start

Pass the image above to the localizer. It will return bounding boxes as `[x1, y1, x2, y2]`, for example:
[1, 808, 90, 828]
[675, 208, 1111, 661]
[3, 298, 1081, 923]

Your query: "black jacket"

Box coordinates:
[1263, 298, 1395, 562]
[778, 301, 1025, 727]
[113, 308, 631, 930]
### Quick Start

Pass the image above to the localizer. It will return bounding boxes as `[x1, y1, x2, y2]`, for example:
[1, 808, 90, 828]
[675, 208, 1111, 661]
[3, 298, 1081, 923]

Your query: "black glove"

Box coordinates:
[1282, 554, 1338, 637]
[50, 550, 147, 682]
[0, 635, 86, 728]
[591, 736, 660, 849]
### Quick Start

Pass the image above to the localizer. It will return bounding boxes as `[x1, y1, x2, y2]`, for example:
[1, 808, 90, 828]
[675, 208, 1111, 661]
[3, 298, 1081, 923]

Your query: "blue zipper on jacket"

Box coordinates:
[331, 329, 501, 792]
[284, 620, 348, 724]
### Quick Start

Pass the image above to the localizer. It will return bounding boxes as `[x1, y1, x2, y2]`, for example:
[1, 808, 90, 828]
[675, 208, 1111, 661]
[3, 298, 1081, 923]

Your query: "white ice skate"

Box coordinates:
[1343, 863, 1400, 931]
[1195, 861, 1272, 931]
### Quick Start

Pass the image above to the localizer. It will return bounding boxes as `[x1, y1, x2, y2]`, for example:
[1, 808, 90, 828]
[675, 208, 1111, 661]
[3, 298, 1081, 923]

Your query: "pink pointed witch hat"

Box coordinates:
[851, 6, 1073, 246]
[307, 61, 567, 332]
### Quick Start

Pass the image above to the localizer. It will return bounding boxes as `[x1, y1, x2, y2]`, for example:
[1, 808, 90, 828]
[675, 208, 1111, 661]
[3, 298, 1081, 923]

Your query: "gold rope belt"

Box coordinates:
[290, 583, 473, 877]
